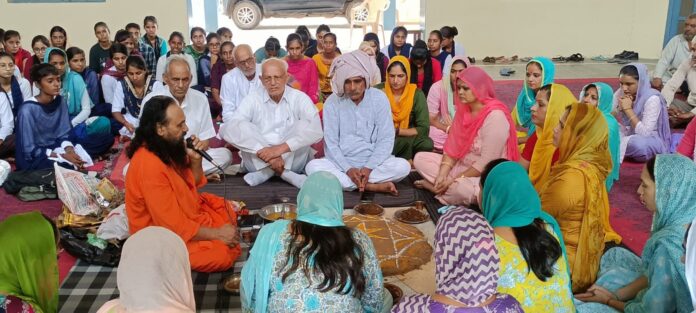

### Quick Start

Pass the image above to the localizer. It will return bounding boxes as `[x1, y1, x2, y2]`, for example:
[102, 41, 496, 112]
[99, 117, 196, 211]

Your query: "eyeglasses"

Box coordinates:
[33, 47, 47, 53]
[237, 57, 255, 66]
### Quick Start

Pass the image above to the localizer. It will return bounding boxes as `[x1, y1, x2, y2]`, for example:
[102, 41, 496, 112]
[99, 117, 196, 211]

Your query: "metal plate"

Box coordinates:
[258, 203, 297, 221]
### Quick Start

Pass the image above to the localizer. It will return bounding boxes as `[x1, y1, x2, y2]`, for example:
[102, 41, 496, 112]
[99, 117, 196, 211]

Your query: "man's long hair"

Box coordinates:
[126, 95, 188, 170]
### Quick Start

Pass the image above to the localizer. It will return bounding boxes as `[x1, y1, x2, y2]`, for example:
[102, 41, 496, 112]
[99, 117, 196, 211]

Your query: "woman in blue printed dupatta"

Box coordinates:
[575, 155, 696, 313]
[579, 82, 621, 191]
[241, 171, 388, 313]
[44, 47, 113, 156]
[512, 57, 556, 143]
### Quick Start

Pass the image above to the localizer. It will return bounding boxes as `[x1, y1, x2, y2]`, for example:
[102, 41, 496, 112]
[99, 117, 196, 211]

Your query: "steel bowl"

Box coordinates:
[221, 273, 241, 295]
[259, 203, 298, 221]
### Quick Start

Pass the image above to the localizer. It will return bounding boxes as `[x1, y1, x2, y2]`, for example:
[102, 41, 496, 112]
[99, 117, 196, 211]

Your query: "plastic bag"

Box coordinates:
[96, 204, 129, 241]
[59, 227, 123, 267]
[55, 163, 101, 216]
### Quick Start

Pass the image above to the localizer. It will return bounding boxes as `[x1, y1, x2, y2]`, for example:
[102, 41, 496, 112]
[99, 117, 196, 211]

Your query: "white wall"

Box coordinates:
[0, 0, 188, 55]
[425, 0, 670, 59]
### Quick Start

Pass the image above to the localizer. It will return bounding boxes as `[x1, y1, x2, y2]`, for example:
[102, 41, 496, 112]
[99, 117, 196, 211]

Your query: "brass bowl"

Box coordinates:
[353, 202, 384, 216]
[221, 273, 241, 295]
[259, 203, 297, 221]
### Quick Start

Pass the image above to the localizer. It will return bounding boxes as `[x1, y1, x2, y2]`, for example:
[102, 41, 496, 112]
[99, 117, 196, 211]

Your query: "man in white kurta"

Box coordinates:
[305, 50, 410, 194]
[141, 55, 232, 175]
[220, 58, 322, 188]
[220, 44, 261, 122]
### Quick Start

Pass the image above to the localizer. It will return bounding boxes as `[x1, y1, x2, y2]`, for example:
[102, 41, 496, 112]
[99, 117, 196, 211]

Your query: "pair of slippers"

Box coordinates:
[499, 68, 516, 76]
[552, 53, 584, 63]
[482, 55, 519, 64]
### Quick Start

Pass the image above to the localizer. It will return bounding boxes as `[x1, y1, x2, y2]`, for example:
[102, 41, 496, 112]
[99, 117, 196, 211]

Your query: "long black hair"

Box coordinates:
[480, 158, 562, 282]
[364, 32, 386, 82]
[410, 39, 434, 95]
[282, 220, 367, 297]
[126, 95, 188, 169]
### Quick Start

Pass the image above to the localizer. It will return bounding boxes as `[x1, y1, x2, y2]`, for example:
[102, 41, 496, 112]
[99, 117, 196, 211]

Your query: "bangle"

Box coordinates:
[446, 125, 451, 134]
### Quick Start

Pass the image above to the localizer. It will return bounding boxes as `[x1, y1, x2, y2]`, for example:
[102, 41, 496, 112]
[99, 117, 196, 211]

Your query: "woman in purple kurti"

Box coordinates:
[391, 207, 523, 313]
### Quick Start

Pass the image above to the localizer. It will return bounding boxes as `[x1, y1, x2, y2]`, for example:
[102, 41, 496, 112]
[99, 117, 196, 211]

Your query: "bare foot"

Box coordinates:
[414, 179, 436, 193]
[365, 182, 399, 196]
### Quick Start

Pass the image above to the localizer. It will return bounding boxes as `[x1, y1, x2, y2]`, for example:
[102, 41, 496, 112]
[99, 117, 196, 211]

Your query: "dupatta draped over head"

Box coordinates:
[514, 57, 555, 134]
[438, 55, 471, 125]
[528, 83, 577, 192]
[435, 207, 500, 307]
[443, 67, 519, 161]
[544, 102, 621, 291]
[241, 172, 349, 313]
[386, 56, 418, 129]
[579, 82, 621, 191]
[0, 212, 58, 313]
[616, 63, 671, 150]
[481, 161, 568, 260]
[112, 226, 196, 312]
[626, 155, 696, 311]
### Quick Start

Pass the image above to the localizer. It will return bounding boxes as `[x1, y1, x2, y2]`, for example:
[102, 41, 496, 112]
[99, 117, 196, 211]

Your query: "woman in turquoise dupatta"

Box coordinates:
[0, 212, 59, 313]
[479, 160, 575, 312]
[45, 47, 113, 155]
[512, 57, 555, 137]
[579, 82, 621, 191]
[241, 171, 387, 313]
[575, 155, 696, 313]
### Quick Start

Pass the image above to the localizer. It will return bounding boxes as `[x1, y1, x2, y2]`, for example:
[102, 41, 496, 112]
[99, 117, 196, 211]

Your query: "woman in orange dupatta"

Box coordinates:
[312, 32, 340, 101]
[375, 56, 432, 161]
[414, 67, 519, 205]
[540, 102, 621, 293]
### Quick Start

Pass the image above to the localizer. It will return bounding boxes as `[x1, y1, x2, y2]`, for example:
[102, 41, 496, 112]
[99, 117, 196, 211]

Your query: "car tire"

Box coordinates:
[231, 0, 262, 30]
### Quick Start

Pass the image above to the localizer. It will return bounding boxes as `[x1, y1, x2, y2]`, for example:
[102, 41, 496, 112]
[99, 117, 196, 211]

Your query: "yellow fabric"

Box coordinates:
[539, 102, 621, 293]
[495, 231, 575, 312]
[312, 53, 336, 94]
[528, 84, 577, 192]
[385, 56, 418, 129]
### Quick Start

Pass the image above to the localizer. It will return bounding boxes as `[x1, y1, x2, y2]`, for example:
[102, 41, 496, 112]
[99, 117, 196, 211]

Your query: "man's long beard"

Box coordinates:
[148, 134, 189, 170]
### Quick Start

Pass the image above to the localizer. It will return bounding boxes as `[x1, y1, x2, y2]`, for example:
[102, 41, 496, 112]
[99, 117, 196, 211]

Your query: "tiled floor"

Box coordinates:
[478, 59, 658, 80]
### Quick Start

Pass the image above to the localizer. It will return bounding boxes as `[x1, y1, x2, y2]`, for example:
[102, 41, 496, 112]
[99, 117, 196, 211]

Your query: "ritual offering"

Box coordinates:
[221, 273, 242, 295]
[259, 203, 297, 221]
[394, 207, 429, 224]
[384, 283, 403, 305]
[344, 215, 433, 276]
[353, 201, 384, 216]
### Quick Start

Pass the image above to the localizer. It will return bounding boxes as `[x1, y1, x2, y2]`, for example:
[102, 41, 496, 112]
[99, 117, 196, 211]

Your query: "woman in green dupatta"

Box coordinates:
[0, 212, 59, 313]
[579, 82, 621, 191]
[512, 57, 555, 144]
[575, 155, 696, 313]
[479, 159, 574, 312]
[241, 171, 387, 313]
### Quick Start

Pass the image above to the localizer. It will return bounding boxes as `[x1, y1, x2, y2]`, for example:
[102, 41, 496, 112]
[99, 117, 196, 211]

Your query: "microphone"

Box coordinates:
[186, 137, 213, 163]
[186, 137, 226, 174]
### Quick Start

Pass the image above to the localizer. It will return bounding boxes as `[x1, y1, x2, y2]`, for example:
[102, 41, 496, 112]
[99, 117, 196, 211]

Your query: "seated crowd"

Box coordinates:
[3, 14, 696, 313]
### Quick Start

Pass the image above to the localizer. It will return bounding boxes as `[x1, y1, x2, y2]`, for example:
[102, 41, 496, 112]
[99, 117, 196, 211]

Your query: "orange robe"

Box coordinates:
[125, 147, 241, 272]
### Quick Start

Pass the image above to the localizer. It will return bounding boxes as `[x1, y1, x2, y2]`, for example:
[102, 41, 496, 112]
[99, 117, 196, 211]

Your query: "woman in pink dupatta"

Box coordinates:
[414, 67, 519, 205]
[427, 55, 471, 151]
[285, 33, 319, 104]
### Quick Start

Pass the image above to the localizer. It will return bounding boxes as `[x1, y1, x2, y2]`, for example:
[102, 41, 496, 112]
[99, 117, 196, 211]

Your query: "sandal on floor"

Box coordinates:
[567, 53, 584, 62]
[520, 57, 532, 62]
[552, 56, 567, 62]
[483, 56, 496, 63]
[591, 55, 610, 61]
[468, 56, 476, 64]
[500, 68, 516, 76]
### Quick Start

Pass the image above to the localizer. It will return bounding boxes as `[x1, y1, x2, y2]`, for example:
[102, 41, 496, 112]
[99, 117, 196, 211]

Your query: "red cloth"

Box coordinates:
[14, 49, 31, 77]
[415, 58, 442, 89]
[125, 147, 240, 272]
[677, 117, 696, 159]
[521, 132, 560, 164]
[444, 67, 519, 161]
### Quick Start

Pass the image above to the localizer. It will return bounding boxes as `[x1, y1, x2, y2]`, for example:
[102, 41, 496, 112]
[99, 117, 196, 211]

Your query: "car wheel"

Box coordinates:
[231, 0, 262, 30]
